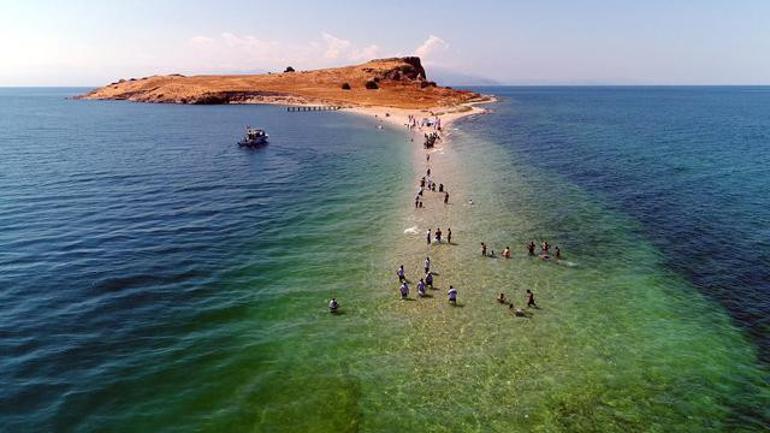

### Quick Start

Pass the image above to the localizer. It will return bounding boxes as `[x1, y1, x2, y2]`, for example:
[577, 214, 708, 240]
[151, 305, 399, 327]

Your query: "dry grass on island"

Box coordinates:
[79, 57, 490, 110]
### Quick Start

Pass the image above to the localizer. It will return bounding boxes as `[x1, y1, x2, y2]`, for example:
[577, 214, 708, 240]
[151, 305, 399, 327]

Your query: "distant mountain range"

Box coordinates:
[428, 67, 500, 86]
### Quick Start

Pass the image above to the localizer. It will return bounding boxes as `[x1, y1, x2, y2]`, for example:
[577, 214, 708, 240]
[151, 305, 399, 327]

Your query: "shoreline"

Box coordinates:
[342, 96, 496, 131]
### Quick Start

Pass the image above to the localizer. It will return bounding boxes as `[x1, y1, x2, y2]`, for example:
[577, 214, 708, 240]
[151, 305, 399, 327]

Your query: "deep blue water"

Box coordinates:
[0, 88, 409, 432]
[464, 86, 770, 362]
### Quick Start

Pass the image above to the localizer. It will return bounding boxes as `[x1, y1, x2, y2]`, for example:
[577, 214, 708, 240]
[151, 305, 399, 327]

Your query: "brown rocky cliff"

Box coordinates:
[79, 57, 486, 109]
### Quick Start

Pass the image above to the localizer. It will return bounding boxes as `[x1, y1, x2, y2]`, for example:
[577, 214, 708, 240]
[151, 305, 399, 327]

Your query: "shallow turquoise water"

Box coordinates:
[0, 88, 767, 432]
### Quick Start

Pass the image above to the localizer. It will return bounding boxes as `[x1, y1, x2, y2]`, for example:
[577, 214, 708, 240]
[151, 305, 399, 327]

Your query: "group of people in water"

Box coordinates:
[424, 131, 441, 149]
[396, 261, 459, 304]
[415, 168, 450, 209]
[496, 290, 537, 316]
[479, 240, 563, 260]
[527, 240, 561, 260]
[393, 258, 538, 310]
[426, 227, 451, 245]
[329, 112, 553, 314]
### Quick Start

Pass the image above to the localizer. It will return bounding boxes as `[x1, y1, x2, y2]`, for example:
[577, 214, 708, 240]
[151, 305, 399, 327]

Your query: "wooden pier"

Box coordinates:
[287, 105, 344, 112]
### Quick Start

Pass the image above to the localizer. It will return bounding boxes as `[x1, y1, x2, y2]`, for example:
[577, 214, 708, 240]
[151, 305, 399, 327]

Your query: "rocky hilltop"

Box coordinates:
[79, 57, 486, 109]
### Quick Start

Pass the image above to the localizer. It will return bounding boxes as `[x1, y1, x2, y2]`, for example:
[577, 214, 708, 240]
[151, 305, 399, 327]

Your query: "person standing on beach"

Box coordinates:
[444, 191, 449, 204]
[435, 227, 442, 243]
[448, 286, 458, 304]
[424, 257, 431, 274]
[426, 229, 432, 245]
[427, 168, 431, 176]
[447, 228, 452, 244]
[481, 242, 487, 256]
[526, 289, 537, 308]
[397, 265, 406, 282]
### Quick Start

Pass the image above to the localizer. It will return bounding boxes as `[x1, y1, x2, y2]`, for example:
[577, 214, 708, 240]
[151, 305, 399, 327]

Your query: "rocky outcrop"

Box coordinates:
[363, 56, 427, 82]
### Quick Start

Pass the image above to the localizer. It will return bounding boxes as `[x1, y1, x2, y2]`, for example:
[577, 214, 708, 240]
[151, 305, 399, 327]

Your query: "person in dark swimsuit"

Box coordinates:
[447, 228, 452, 244]
[527, 241, 536, 256]
[481, 242, 487, 256]
[526, 289, 537, 308]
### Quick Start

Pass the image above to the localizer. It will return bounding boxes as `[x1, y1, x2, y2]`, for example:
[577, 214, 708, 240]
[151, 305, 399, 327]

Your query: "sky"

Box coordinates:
[1, 0, 769, 86]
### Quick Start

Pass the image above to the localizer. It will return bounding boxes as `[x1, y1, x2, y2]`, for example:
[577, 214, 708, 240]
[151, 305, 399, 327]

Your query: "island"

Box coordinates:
[79, 57, 489, 110]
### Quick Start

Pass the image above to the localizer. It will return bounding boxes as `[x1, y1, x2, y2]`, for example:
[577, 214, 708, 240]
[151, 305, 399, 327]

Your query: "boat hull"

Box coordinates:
[238, 139, 268, 147]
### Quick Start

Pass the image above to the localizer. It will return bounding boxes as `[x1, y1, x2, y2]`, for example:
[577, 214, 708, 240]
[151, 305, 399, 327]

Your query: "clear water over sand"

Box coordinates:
[0, 88, 767, 432]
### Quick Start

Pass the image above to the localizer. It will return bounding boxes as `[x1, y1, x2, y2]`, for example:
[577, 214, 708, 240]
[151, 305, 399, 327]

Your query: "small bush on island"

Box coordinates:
[284, 66, 295, 73]
[341, 82, 351, 90]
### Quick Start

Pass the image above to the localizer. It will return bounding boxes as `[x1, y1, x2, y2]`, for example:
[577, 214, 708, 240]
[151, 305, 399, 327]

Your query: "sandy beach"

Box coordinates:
[343, 98, 494, 131]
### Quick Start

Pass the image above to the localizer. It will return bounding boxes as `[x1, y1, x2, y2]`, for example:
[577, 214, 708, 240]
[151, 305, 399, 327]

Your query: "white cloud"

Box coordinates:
[220, 32, 277, 53]
[181, 32, 386, 72]
[321, 32, 352, 59]
[189, 35, 215, 45]
[415, 35, 449, 59]
[352, 44, 382, 61]
[320, 33, 381, 61]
